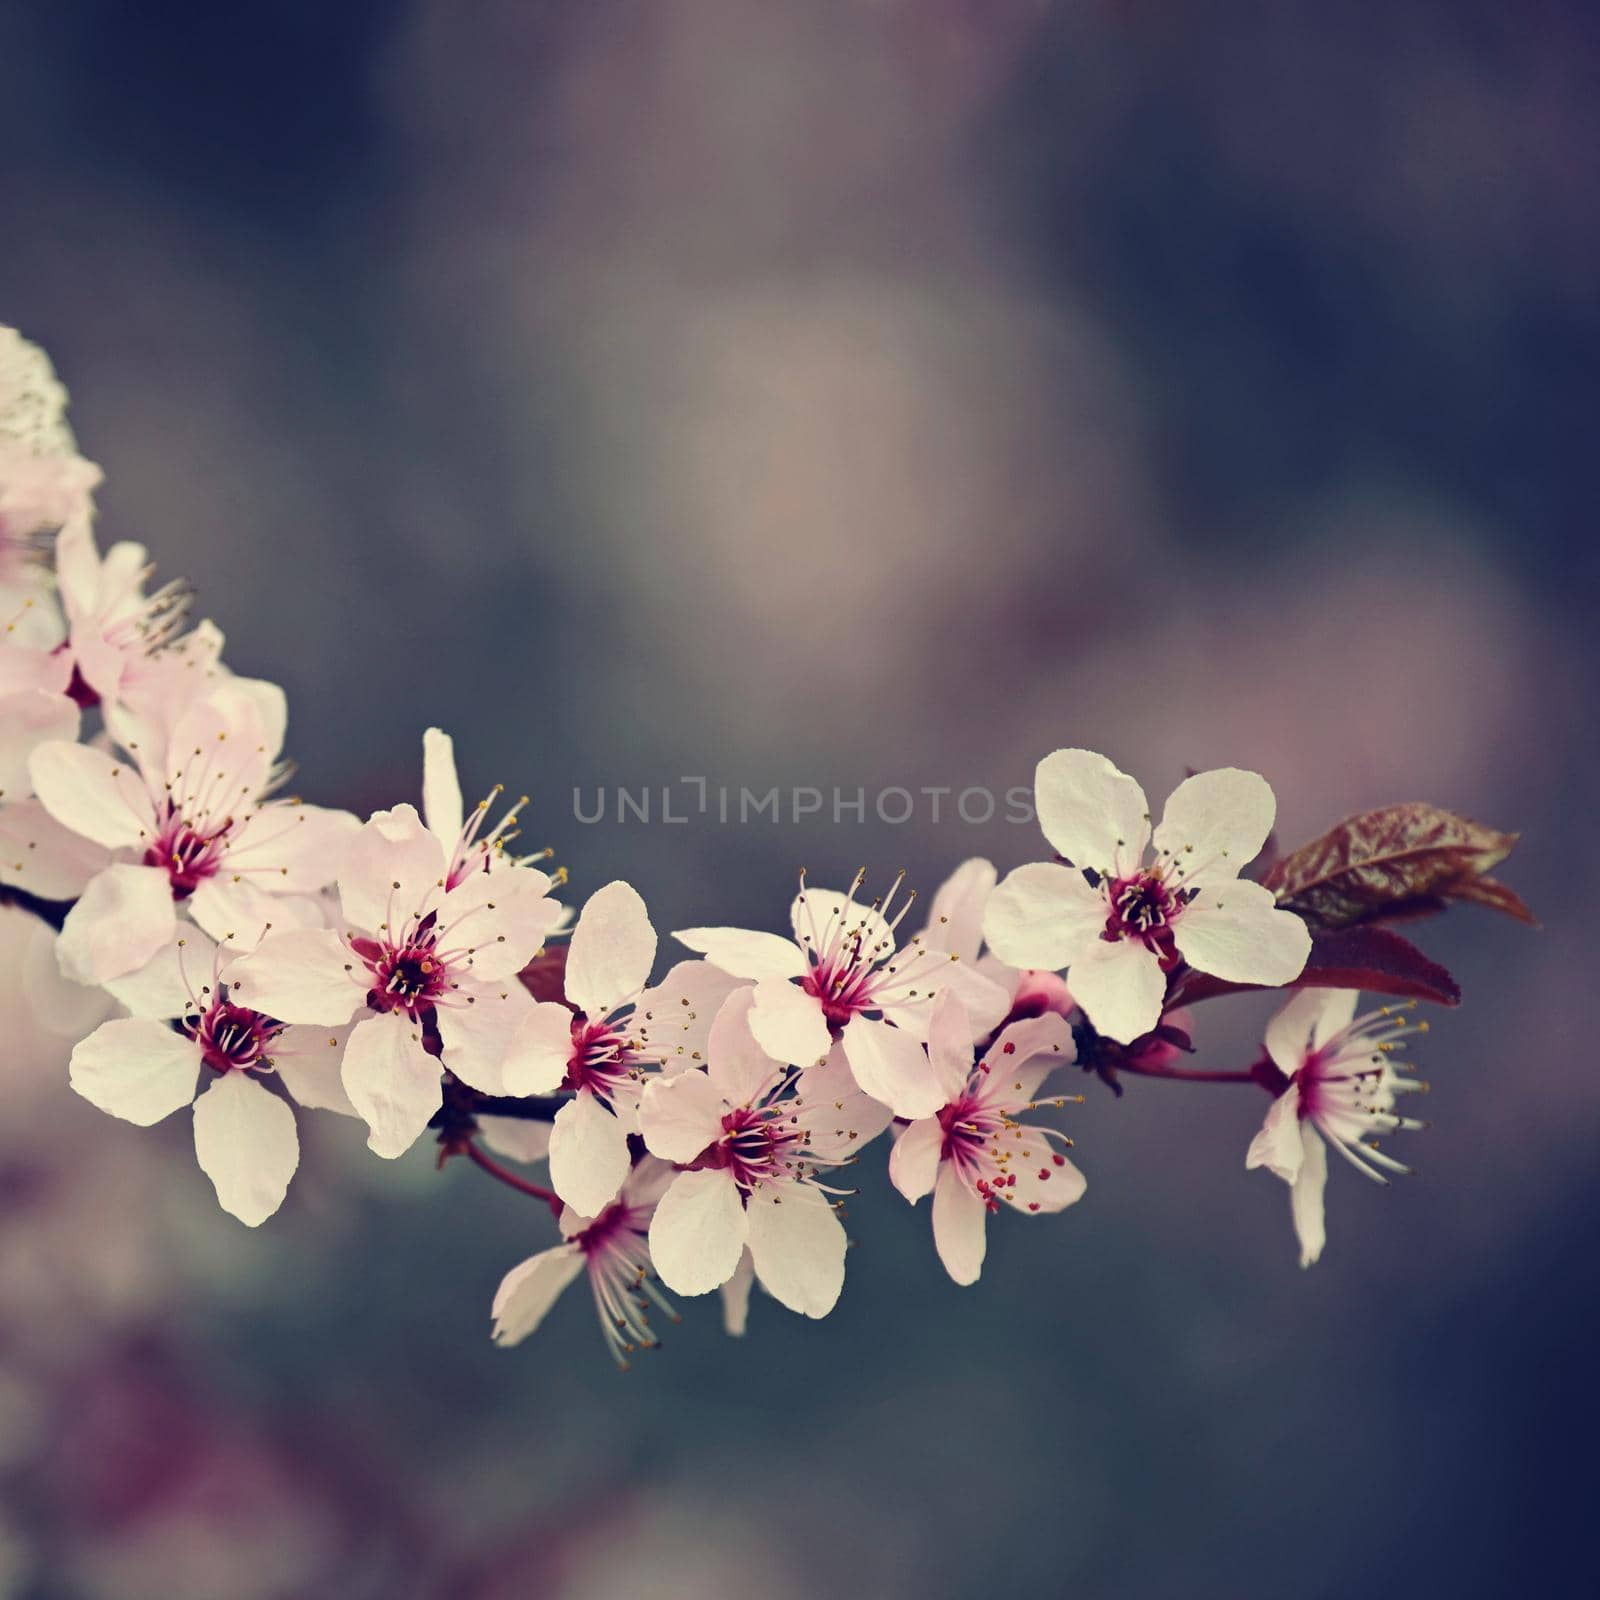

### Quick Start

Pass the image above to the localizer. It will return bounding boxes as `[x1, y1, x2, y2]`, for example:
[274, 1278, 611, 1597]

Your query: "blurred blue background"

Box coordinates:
[0, 2, 1593, 1595]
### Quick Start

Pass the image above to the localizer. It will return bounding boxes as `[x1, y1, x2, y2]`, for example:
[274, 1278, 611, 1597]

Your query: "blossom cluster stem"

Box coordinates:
[465, 1141, 563, 1217]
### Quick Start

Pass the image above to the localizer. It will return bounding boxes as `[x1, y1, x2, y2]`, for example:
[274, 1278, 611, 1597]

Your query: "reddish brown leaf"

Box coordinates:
[1177, 926, 1461, 1008]
[1262, 803, 1527, 930]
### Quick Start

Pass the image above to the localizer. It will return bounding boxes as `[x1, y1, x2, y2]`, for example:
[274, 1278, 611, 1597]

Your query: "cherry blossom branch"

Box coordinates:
[1113, 1054, 1285, 1092]
[463, 1140, 562, 1218]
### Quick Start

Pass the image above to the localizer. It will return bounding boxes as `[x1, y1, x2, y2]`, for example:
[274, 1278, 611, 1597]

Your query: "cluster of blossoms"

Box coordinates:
[0, 328, 1521, 1364]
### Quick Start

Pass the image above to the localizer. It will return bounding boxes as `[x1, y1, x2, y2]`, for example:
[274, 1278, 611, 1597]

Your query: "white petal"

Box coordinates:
[925, 990, 975, 1101]
[1172, 880, 1311, 987]
[888, 1118, 944, 1202]
[672, 925, 806, 982]
[982, 861, 1105, 973]
[638, 1069, 725, 1163]
[17, 913, 112, 1040]
[337, 804, 446, 935]
[747, 977, 832, 1068]
[789, 887, 894, 968]
[920, 857, 997, 963]
[0, 693, 79, 797]
[434, 983, 537, 1094]
[794, 1042, 896, 1161]
[1263, 988, 1353, 1078]
[1066, 936, 1167, 1045]
[746, 1180, 847, 1318]
[647, 1168, 748, 1296]
[27, 739, 151, 848]
[547, 1088, 632, 1216]
[490, 1244, 584, 1347]
[102, 928, 220, 1019]
[931, 958, 1012, 1042]
[478, 1116, 553, 1164]
[222, 929, 362, 1027]
[440, 863, 561, 981]
[931, 1164, 987, 1286]
[339, 1012, 442, 1159]
[974, 1011, 1076, 1108]
[70, 1018, 198, 1126]
[1290, 1123, 1329, 1268]
[270, 1025, 359, 1116]
[841, 1015, 944, 1120]
[1246, 1085, 1305, 1182]
[192, 1071, 299, 1226]
[706, 987, 780, 1104]
[188, 874, 294, 953]
[1153, 767, 1276, 886]
[996, 1136, 1087, 1214]
[1034, 748, 1150, 874]
[56, 864, 175, 983]
[565, 879, 656, 1016]
[635, 959, 745, 1070]
[224, 802, 360, 893]
[422, 727, 464, 845]
[720, 1249, 756, 1337]
[0, 797, 112, 899]
[500, 1000, 575, 1096]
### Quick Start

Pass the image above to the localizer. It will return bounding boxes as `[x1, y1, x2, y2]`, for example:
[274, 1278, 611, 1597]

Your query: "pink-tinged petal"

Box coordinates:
[635, 960, 745, 1070]
[993, 1135, 1086, 1215]
[672, 925, 806, 982]
[547, 1088, 632, 1217]
[790, 888, 893, 967]
[1290, 1123, 1329, 1268]
[974, 1012, 1076, 1109]
[638, 1070, 725, 1163]
[1245, 1085, 1305, 1182]
[747, 977, 831, 1068]
[191, 1071, 299, 1227]
[1309, 988, 1361, 1050]
[1172, 880, 1311, 987]
[421, 727, 464, 845]
[337, 804, 446, 935]
[339, 1012, 442, 1159]
[478, 1116, 552, 1165]
[500, 1001, 575, 1096]
[926, 990, 976, 1101]
[435, 983, 537, 1094]
[1263, 989, 1349, 1078]
[56, 864, 175, 983]
[931, 958, 1012, 1042]
[270, 1025, 358, 1116]
[27, 738, 151, 848]
[223, 929, 362, 1027]
[490, 1244, 585, 1347]
[1153, 767, 1276, 885]
[648, 1168, 748, 1297]
[0, 797, 111, 899]
[841, 1015, 945, 1120]
[225, 802, 360, 893]
[69, 1018, 198, 1126]
[888, 1118, 944, 1202]
[720, 1249, 756, 1337]
[102, 928, 220, 1019]
[931, 1164, 987, 1286]
[706, 987, 780, 1105]
[746, 1180, 847, 1319]
[1034, 748, 1151, 874]
[0, 642, 70, 698]
[188, 874, 297, 953]
[982, 862, 1104, 973]
[920, 857, 997, 964]
[18, 915, 112, 1041]
[795, 1042, 895, 1160]
[440, 864, 560, 982]
[565, 880, 656, 1016]
[0, 691, 79, 796]
[1066, 937, 1166, 1046]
